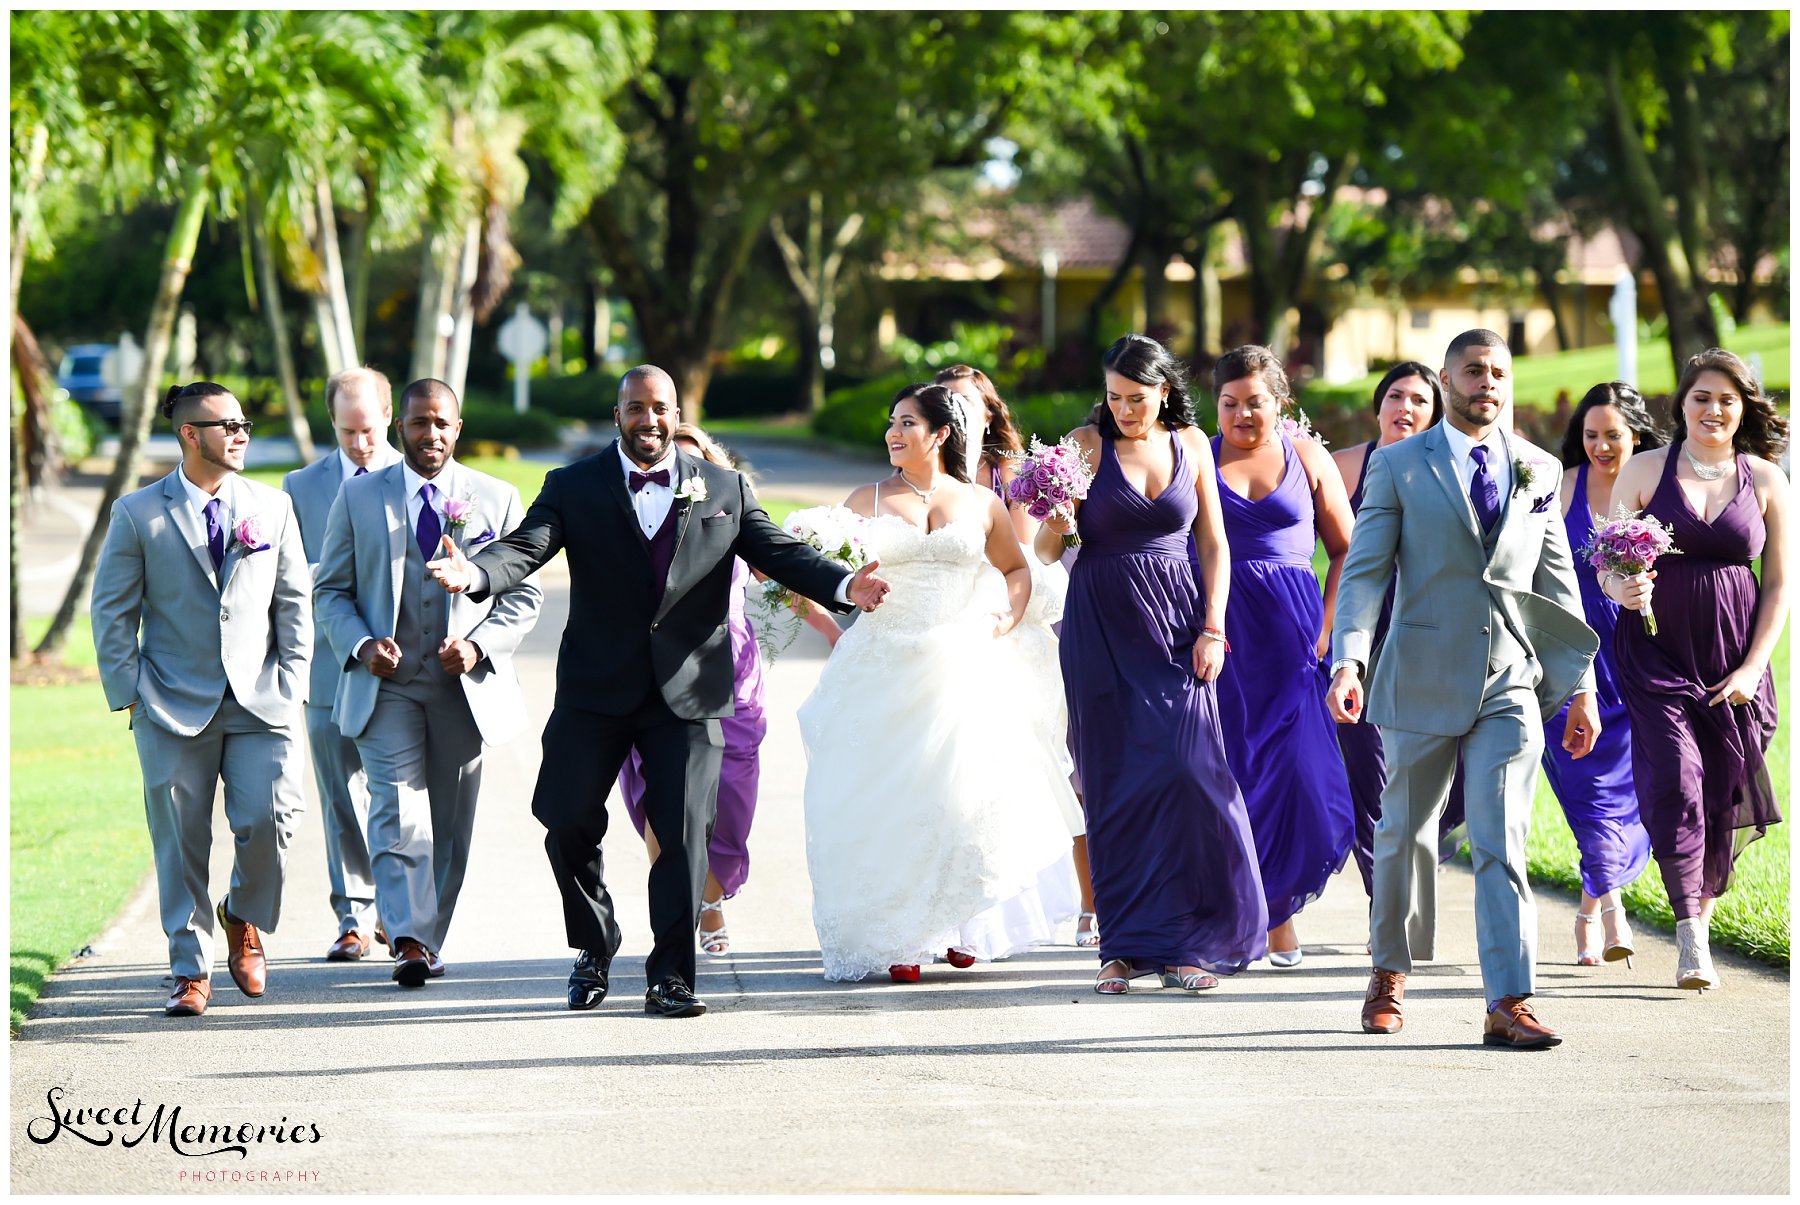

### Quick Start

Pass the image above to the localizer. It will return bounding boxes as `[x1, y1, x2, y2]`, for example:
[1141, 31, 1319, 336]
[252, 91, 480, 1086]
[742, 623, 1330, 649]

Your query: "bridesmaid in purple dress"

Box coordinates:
[1329, 363, 1468, 899]
[618, 425, 768, 957]
[1210, 346, 1356, 967]
[1036, 334, 1266, 994]
[1544, 383, 1660, 967]
[938, 364, 1100, 945]
[1606, 349, 1789, 991]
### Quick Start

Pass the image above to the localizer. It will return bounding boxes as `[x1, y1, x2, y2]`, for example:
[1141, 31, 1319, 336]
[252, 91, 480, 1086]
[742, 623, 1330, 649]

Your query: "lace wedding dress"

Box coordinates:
[798, 509, 1081, 981]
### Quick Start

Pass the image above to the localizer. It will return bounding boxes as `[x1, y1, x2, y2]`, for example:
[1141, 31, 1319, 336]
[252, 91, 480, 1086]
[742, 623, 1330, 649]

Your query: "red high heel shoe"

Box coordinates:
[943, 947, 976, 969]
[888, 964, 920, 983]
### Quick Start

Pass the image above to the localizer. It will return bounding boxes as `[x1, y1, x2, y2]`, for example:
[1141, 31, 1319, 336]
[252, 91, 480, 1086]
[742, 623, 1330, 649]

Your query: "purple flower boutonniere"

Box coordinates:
[229, 516, 271, 555]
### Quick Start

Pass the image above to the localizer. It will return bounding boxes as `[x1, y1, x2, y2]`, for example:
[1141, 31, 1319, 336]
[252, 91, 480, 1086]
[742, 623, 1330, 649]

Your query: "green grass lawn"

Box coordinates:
[1319, 322, 1790, 411]
[12, 617, 149, 1034]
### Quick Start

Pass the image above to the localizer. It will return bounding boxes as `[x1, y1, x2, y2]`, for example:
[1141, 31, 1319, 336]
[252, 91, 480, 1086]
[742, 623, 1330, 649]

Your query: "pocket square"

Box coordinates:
[1530, 493, 1555, 514]
[467, 527, 498, 547]
[700, 511, 731, 526]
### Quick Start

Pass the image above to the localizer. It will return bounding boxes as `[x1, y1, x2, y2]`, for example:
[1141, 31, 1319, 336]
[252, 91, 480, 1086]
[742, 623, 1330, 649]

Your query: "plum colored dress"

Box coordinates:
[1334, 440, 1469, 894]
[618, 557, 763, 896]
[1214, 434, 1355, 930]
[1061, 431, 1267, 976]
[1613, 449, 1780, 919]
[1540, 462, 1652, 897]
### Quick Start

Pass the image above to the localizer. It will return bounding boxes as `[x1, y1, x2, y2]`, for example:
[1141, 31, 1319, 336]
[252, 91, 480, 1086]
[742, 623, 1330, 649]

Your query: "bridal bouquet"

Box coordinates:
[1579, 504, 1681, 635]
[751, 505, 871, 661]
[1006, 436, 1095, 547]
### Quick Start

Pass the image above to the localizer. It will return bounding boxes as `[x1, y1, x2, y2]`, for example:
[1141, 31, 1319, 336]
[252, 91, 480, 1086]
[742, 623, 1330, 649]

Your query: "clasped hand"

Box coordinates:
[848, 561, 891, 613]
[1603, 569, 1655, 611]
[359, 635, 479, 678]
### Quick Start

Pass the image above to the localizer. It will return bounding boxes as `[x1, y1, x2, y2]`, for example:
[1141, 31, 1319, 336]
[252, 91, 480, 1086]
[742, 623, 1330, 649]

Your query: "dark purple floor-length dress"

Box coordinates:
[1061, 431, 1267, 975]
[619, 558, 765, 896]
[1213, 434, 1354, 930]
[1333, 440, 1468, 894]
[1613, 449, 1780, 919]
[1540, 461, 1652, 897]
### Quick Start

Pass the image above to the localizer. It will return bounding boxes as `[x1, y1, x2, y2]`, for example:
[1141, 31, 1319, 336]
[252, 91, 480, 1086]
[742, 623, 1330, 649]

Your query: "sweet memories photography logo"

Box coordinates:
[26, 1087, 324, 1158]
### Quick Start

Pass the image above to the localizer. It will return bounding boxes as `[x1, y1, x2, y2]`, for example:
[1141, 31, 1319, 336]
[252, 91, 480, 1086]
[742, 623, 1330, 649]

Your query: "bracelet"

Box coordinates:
[1199, 627, 1231, 652]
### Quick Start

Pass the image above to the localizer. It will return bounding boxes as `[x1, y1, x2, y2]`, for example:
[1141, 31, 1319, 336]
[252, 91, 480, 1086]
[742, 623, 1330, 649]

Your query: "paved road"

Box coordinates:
[10, 440, 1789, 1193]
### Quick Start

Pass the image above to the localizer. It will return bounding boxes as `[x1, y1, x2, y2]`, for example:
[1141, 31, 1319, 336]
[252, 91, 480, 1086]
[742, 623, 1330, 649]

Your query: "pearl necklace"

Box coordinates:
[1684, 443, 1734, 482]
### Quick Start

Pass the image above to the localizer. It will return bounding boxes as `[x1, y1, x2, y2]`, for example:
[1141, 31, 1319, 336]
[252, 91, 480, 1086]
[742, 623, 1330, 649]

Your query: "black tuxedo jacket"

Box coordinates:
[470, 441, 854, 720]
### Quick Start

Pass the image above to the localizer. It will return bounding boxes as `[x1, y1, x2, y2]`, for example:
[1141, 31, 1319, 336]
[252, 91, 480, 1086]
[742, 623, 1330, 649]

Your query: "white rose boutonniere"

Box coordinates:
[674, 475, 708, 504]
[1513, 454, 1549, 496]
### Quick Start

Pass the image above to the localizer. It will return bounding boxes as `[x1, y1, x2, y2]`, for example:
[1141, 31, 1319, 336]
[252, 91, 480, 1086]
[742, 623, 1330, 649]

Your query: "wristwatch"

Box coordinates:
[1330, 657, 1363, 677]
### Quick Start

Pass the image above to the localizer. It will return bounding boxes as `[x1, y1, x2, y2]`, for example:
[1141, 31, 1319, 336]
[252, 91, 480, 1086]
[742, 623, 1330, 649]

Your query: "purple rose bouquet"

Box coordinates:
[1578, 504, 1681, 635]
[1006, 436, 1095, 548]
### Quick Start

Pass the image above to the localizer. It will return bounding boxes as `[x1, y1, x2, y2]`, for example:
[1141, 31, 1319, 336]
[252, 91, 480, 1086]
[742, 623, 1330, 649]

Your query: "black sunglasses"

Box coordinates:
[187, 419, 255, 435]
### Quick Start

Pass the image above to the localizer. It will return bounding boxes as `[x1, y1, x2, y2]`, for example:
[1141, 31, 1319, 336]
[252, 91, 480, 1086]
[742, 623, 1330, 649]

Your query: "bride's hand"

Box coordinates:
[989, 610, 1016, 638]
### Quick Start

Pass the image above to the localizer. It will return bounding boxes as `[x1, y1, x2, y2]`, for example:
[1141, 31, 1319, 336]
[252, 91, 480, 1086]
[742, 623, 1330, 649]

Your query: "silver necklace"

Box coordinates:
[1684, 443, 1734, 482]
[895, 470, 938, 501]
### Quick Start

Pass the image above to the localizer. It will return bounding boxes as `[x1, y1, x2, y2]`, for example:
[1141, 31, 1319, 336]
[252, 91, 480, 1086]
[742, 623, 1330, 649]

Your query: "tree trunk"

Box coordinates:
[1534, 261, 1572, 352]
[793, 300, 823, 413]
[10, 394, 23, 662]
[770, 194, 864, 414]
[249, 186, 316, 465]
[36, 165, 211, 662]
[1190, 229, 1222, 361]
[316, 175, 358, 369]
[14, 313, 61, 489]
[444, 215, 482, 400]
[344, 167, 376, 355]
[410, 232, 449, 383]
[1139, 243, 1169, 332]
[1602, 52, 1719, 374]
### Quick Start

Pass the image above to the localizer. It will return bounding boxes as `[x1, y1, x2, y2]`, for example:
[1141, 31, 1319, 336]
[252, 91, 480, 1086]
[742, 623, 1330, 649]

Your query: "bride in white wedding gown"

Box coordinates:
[798, 383, 1079, 982]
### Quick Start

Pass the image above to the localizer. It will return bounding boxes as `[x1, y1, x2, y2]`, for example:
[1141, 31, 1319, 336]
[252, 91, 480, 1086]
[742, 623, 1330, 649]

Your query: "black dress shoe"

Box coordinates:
[644, 977, 707, 1018]
[567, 950, 610, 1011]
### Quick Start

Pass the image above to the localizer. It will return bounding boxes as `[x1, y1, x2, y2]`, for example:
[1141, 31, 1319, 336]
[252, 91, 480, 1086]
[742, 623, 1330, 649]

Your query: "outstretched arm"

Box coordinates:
[735, 477, 869, 615]
[437, 469, 568, 599]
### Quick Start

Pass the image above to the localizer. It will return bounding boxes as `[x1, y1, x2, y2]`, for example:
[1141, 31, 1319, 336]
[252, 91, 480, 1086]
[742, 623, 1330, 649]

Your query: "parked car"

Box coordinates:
[56, 343, 122, 425]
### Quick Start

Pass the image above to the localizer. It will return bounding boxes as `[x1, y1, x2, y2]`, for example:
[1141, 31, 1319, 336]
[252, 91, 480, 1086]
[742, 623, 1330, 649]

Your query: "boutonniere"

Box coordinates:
[1513, 455, 1550, 496]
[229, 515, 271, 556]
[674, 475, 708, 504]
[442, 495, 496, 548]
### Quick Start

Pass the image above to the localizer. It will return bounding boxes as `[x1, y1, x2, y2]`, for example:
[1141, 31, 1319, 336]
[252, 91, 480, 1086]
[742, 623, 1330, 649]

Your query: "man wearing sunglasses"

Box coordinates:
[91, 381, 313, 1018]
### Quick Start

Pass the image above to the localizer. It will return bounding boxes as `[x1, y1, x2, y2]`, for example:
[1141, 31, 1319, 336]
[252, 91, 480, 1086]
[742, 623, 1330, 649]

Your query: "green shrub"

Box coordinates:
[813, 371, 914, 447]
[1008, 392, 1100, 444]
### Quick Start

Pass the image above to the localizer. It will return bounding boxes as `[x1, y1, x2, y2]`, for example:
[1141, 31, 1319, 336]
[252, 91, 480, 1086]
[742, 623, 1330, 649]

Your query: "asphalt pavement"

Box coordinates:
[9, 435, 1789, 1194]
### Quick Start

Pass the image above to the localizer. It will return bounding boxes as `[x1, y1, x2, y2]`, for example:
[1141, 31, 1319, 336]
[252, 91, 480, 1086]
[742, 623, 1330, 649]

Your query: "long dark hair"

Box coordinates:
[1559, 381, 1665, 468]
[890, 382, 972, 483]
[1370, 361, 1445, 425]
[1093, 334, 1197, 439]
[1670, 348, 1788, 462]
[934, 364, 1022, 471]
[160, 380, 234, 426]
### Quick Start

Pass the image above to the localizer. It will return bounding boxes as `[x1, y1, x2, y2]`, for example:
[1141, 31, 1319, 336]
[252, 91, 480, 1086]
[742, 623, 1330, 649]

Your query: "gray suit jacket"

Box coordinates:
[282, 449, 396, 706]
[1331, 423, 1598, 735]
[313, 460, 541, 746]
[92, 471, 312, 736]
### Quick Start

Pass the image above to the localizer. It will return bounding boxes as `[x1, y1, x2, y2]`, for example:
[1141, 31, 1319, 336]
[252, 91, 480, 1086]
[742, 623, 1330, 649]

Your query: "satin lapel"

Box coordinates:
[653, 448, 698, 623]
[602, 439, 639, 538]
[162, 471, 220, 590]
[1424, 425, 1482, 544]
[382, 463, 407, 629]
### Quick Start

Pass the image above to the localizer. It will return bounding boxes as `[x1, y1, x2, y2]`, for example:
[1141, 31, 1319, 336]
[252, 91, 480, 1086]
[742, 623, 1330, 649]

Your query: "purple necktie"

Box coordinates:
[203, 498, 225, 572]
[354, 466, 368, 477]
[416, 482, 442, 561]
[1468, 444, 1500, 534]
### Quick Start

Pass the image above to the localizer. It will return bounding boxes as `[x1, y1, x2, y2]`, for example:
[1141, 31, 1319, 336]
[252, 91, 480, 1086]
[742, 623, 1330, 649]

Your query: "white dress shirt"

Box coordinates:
[620, 442, 678, 537]
[402, 460, 455, 541]
[338, 444, 400, 484]
[176, 464, 230, 535]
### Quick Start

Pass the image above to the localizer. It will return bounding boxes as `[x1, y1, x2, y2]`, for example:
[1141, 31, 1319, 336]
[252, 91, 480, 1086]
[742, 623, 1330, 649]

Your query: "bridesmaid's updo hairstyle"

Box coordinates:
[1671, 348, 1788, 462]
[934, 364, 1023, 466]
[1211, 344, 1293, 408]
[1559, 381, 1666, 469]
[891, 382, 972, 483]
[1096, 334, 1197, 438]
[1370, 361, 1445, 426]
[160, 380, 234, 427]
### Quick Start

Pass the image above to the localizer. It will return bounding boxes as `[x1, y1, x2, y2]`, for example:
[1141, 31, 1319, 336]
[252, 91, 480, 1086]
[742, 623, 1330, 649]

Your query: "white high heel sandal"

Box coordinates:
[1674, 917, 1718, 991]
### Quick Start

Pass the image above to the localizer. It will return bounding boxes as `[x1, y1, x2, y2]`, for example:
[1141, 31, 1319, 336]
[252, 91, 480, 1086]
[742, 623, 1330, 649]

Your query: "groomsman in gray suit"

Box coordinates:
[314, 378, 541, 987]
[283, 367, 402, 961]
[1329, 329, 1600, 1049]
[92, 381, 312, 1017]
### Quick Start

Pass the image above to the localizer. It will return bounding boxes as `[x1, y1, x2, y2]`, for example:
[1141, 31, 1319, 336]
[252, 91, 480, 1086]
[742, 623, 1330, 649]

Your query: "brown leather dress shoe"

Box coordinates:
[1361, 968, 1406, 1034]
[1483, 995, 1562, 1049]
[216, 900, 266, 997]
[392, 939, 434, 988]
[326, 930, 371, 962]
[164, 977, 211, 1017]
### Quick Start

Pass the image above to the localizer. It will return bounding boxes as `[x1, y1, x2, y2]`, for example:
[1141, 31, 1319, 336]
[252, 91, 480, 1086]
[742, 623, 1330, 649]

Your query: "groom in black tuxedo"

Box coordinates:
[430, 365, 889, 1016]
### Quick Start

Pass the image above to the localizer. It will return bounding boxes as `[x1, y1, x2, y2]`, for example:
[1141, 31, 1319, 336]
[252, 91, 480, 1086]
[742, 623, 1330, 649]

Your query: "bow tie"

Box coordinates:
[629, 468, 670, 493]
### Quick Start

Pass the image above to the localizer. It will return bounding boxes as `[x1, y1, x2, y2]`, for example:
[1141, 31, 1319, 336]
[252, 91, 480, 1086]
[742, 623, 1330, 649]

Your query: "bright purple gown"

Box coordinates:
[1540, 462, 1652, 897]
[1061, 431, 1267, 974]
[618, 558, 764, 896]
[1213, 434, 1355, 929]
[1613, 450, 1780, 919]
